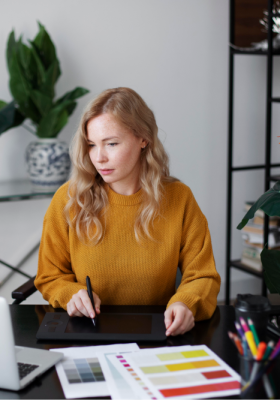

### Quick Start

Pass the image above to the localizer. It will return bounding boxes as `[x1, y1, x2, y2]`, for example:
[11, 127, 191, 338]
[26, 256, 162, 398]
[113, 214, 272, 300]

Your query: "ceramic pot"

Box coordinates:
[25, 138, 71, 192]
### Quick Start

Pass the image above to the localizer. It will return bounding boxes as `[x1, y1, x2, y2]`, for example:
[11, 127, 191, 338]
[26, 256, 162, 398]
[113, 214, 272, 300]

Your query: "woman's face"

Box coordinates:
[87, 113, 147, 195]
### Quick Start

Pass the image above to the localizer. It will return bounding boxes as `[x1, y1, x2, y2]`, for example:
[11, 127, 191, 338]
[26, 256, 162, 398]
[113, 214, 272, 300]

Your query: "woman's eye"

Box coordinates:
[88, 144, 95, 148]
[108, 143, 118, 147]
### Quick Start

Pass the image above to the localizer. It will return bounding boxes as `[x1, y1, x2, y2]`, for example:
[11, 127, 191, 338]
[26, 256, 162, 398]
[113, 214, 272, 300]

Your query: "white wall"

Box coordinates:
[1, 0, 279, 301]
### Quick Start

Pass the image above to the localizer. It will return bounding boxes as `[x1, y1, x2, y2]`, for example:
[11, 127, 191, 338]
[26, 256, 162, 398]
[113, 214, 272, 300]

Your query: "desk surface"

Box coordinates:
[1, 305, 280, 399]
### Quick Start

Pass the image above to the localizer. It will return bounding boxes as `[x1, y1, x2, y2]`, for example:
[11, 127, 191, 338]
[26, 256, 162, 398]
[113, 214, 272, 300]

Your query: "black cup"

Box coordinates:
[234, 294, 271, 342]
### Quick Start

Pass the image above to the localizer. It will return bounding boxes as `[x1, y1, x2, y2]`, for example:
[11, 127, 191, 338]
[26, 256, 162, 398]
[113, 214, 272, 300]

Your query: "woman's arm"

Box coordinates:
[167, 188, 221, 322]
[34, 184, 86, 309]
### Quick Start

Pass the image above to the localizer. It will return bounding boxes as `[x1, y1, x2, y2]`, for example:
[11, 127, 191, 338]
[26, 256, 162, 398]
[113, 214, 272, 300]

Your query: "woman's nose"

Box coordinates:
[96, 148, 108, 162]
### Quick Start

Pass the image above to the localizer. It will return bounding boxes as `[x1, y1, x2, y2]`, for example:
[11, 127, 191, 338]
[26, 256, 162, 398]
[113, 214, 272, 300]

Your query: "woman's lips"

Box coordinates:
[99, 169, 114, 175]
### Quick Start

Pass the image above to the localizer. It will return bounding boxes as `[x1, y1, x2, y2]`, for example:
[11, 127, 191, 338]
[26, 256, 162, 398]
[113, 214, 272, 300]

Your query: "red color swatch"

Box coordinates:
[202, 370, 231, 379]
[160, 381, 240, 397]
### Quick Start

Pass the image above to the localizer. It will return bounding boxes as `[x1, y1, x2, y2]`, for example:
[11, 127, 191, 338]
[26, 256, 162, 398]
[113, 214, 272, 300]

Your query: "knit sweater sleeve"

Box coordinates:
[167, 187, 221, 321]
[34, 183, 86, 309]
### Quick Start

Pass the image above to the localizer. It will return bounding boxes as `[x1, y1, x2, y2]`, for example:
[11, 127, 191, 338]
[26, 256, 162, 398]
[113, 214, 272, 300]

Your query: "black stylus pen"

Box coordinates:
[86, 276, 96, 326]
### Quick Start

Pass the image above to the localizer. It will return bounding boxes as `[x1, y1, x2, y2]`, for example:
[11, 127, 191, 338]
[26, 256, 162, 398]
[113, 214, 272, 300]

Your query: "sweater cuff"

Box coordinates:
[167, 292, 200, 319]
[40, 282, 87, 310]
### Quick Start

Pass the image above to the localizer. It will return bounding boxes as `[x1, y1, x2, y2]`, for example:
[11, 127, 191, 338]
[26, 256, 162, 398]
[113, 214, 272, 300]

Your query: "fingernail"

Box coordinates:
[90, 313, 94, 318]
[166, 331, 170, 336]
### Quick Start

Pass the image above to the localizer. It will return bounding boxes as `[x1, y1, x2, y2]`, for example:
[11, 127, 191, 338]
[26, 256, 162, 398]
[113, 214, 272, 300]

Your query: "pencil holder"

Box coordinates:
[235, 294, 271, 342]
[239, 355, 274, 399]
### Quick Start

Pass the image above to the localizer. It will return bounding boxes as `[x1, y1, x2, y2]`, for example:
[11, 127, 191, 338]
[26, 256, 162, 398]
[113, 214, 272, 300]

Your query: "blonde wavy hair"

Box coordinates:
[65, 87, 179, 244]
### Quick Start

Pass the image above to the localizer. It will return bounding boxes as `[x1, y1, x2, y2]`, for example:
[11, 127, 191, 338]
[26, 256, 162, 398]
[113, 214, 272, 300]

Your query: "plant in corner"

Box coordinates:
[237, 181, 280, 294]
[0, 21, 89, 191]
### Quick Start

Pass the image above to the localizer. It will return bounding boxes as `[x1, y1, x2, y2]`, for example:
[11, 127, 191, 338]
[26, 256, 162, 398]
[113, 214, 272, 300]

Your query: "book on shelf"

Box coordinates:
[245, 202, 280, 223]
[253, 215, 280, 227]
[239, 201, 280, 272]
[242, 224, 280, 235]
[242, 246, 261, 260]
[241, 231, 280, 246]
[241, 256, 262, 272]
[244, 239, 280, 250]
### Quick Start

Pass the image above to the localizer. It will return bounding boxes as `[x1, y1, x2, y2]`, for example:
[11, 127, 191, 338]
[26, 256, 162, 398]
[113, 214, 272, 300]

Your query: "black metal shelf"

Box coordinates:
[225, 0, 275, 304]
[229, 260, 263, 278]
[231, 48, 280, 56]
[231, 163, 280, 172]
[269, 175, 280, 182]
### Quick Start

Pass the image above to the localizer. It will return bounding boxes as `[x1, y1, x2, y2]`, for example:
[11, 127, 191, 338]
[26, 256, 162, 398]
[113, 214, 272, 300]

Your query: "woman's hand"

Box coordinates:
[67, 289, 101, 318]
[164, 301, 194, 336]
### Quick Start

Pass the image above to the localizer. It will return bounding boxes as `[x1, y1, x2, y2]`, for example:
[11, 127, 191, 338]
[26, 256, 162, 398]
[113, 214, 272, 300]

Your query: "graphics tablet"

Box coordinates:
[36, 312, 166, 342]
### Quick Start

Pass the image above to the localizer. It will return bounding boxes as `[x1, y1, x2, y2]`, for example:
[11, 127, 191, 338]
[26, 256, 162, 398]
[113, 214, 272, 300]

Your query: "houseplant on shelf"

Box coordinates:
[0, 22, 89, 191]
[237, 181, 280, 294]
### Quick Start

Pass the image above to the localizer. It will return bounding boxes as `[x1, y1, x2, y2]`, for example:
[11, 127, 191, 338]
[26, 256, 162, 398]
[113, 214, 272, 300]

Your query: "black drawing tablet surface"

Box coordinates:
[36, 312, 166, 342]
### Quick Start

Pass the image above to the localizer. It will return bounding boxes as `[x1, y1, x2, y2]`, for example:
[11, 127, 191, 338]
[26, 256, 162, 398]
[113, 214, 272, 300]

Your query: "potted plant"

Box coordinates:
[237, 181, 280, 294]
[0, 22, 89, 191]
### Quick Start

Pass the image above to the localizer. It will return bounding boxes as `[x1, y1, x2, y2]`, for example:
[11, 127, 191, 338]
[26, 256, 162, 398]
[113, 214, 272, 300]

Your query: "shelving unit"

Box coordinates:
[225, 0, 280, 304]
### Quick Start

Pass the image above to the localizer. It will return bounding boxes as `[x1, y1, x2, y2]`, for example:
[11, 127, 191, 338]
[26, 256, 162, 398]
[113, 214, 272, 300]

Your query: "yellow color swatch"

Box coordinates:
[166, 359, 219, 372]
[181, 350, 209, 359]
[157, 350, 208, 362]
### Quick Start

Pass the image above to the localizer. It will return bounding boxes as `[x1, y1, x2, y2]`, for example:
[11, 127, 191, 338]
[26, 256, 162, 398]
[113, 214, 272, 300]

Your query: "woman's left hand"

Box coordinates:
[164, 302, 195, 336]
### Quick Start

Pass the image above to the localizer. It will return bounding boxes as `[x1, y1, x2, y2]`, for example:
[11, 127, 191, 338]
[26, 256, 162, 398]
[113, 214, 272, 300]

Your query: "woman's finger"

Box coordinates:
[67, 300, 83, 317]
[79, 290, 96, 318]
[93, 292, 101, 314]
[73, 293, 90, 317]
[164, 308, 173, 330]
[166, 309, 184, 336]
[171, 313, 195, 336]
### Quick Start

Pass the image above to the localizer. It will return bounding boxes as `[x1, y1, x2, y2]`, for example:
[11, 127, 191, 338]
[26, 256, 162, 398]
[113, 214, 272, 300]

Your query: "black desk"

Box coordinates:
[1, 305, 280, 399]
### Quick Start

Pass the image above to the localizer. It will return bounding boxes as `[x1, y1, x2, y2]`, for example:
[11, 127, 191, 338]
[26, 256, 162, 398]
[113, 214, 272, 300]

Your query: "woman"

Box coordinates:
[35, 87, 221, 336]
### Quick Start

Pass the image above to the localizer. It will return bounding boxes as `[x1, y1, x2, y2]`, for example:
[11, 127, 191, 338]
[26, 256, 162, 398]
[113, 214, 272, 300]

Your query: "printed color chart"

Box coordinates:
[109, 345, 241, 399]
[62, 358, 105, 384]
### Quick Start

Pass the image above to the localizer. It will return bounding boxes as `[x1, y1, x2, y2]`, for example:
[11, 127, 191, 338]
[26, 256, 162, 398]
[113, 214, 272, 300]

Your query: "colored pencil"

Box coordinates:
[255, 342, 267, 361]
[235, 321, 245, 339]
[270, 338, 280, 360]
[247, 318, 260, 346]
[228, 331, 243, 355]
[263, 341, 274, 361]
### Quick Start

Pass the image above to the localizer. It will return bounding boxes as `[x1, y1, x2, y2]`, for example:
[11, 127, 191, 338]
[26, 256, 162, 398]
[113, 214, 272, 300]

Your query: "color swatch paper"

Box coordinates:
[108, 345, 241, 399]
[51, 343, 139, 399]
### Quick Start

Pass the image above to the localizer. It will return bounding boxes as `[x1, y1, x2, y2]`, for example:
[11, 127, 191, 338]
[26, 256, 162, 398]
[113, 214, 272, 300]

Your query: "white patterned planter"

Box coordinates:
[25, 138, 71, 192]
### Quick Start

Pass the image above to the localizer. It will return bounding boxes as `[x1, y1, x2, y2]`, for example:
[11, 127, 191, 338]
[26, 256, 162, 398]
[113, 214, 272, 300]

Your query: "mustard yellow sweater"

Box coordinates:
[35, 181, 220, 321]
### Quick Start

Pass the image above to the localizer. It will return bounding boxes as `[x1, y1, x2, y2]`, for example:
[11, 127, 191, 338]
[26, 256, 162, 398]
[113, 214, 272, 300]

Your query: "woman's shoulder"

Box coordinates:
[163, 179, 193, 199]
[45, 181, 71, 218]
[53, 180, 71, 203]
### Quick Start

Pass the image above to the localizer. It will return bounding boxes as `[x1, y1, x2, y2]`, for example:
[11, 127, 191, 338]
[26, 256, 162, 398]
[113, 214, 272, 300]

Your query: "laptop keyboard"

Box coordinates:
[18, 362, 39, 379]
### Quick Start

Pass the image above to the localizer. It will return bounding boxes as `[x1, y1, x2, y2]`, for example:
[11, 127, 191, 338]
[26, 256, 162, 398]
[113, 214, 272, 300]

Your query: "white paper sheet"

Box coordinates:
[107, 345, 241, 400]
[97, 349, 141, 399]
[51, 343, 139, 399]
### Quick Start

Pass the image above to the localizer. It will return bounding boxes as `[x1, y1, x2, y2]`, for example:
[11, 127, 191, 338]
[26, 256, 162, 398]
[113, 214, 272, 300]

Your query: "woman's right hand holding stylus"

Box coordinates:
[67, 289, 101, 318]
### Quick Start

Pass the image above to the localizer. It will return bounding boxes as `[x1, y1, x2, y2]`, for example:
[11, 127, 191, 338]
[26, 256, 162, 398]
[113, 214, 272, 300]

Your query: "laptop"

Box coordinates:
[0, 296, 64, 391]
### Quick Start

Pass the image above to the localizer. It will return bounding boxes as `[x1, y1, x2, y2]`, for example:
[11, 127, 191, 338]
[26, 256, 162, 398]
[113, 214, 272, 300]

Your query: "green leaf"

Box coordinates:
[32, 21, 57, 70]
[8, 49, 41, 122]
[6, 30, 17, 72]
[17, 38, 36, 84]
[261, 247, 280, 294]
[237, 181, 280, 230]
[53, 109, 68, 136]
[36, 100, 74, 138]
[0, 101, 25, 134]
[65, 101, 77, 117]
[55, 87, 89, 108]
[39, 59, 60, 99]
[29, 42, 46, 88]
[0, 101, 7, 110]
[30, 90, 52, 116]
